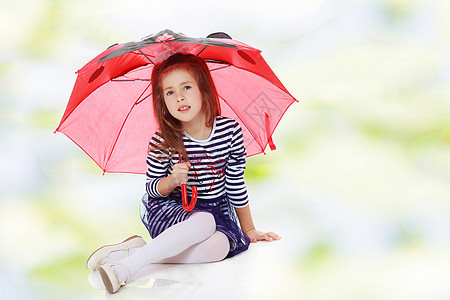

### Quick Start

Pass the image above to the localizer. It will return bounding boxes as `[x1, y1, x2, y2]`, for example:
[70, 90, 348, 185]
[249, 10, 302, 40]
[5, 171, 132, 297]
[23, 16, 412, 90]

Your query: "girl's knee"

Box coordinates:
[190, 212, 216, 239]
[199, 231, 229, 262]
[211, 231, 230, 261]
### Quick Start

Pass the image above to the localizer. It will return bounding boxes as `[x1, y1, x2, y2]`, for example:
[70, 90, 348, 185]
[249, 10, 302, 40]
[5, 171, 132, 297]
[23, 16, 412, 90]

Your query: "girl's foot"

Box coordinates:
[98, 261, 130, 294]
[86, 235, 146, 270]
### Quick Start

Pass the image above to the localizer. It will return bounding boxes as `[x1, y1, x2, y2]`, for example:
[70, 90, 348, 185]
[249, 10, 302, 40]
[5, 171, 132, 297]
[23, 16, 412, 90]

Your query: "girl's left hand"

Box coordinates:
[246, 229, 281, 243]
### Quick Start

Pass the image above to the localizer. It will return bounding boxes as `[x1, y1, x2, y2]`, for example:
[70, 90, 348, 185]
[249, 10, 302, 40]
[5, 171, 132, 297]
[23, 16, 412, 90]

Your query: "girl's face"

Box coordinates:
[162, 68, 205, 127]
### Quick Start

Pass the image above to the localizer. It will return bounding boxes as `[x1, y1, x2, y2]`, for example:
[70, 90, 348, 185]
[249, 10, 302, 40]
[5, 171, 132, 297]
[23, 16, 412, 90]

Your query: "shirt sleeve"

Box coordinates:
[225, 121, 249, 207]
[146, 132, 170, 198]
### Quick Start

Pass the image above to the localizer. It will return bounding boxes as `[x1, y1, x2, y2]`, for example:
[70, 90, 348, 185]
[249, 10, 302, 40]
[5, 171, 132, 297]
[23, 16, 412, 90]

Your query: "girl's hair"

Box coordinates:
[151, 53, 221, 161]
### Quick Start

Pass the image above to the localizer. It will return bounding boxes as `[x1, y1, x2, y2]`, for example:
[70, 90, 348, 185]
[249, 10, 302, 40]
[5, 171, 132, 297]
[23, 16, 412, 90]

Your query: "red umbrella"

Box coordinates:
[56, 29, 298, 175]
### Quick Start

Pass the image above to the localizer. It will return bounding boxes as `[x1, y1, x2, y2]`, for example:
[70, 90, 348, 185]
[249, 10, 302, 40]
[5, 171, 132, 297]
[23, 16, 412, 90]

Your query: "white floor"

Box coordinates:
[88, 238, 298, 300]
[85, 226, 450, 300]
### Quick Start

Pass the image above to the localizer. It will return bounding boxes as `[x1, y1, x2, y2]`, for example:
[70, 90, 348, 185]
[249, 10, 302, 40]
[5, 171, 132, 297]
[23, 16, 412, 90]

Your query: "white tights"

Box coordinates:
[113, 212, 230, 281]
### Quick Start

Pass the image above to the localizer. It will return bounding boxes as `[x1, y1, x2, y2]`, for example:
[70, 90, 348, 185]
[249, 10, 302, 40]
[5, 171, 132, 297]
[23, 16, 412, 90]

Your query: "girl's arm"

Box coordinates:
[234, 205, 281, 243]
[226, 121, 280, 242]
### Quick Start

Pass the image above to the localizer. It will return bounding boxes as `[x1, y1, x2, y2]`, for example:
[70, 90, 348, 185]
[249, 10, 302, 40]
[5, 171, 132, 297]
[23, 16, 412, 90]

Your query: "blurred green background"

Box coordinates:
[1, 0, 449, 299]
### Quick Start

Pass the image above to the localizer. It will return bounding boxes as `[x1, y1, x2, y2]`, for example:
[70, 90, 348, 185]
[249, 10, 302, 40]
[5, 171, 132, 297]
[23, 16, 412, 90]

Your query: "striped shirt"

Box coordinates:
[145, 116, 249, 208]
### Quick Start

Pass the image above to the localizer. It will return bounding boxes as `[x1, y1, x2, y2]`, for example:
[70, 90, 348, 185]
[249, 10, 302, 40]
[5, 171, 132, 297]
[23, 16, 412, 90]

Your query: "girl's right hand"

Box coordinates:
[170, 162, 191, 187]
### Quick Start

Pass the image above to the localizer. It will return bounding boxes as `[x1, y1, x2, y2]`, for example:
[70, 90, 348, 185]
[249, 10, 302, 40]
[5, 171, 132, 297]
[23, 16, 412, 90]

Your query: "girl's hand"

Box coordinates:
[245, 229, 281, 243]
[170, 162, 191, 187]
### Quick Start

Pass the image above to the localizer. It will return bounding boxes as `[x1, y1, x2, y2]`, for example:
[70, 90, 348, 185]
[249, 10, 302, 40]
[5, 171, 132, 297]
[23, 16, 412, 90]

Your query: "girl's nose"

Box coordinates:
[176, 92, 185, 102]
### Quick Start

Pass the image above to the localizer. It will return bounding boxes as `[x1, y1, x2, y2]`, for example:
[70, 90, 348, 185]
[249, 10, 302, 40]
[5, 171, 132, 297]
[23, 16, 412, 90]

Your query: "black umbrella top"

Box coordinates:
[98, 29, 237, 63]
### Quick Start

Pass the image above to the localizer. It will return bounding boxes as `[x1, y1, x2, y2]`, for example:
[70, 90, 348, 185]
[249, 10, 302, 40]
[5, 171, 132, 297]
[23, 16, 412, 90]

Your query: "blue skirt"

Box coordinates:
[140, 193, 250, 258]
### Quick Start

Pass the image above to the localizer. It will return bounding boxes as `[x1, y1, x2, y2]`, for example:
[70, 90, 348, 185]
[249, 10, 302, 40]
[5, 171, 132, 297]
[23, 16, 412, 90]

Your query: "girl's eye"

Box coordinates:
[166, 91, 174, 96]
[184, 85, 191, 90]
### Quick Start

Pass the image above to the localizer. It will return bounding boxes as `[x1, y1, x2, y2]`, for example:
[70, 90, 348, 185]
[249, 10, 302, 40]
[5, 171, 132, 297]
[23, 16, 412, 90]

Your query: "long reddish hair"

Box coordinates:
[151, 53, 221, 161]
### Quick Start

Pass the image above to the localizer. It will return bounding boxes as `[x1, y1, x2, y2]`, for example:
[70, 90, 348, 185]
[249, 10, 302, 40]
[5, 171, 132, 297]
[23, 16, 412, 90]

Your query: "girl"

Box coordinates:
[87, 53, 280, 294]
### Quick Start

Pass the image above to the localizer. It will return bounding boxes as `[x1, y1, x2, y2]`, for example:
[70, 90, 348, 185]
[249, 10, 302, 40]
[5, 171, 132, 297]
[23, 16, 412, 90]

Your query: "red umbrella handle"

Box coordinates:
[179, 152, 197, 212]
[181, 183, 197, 211]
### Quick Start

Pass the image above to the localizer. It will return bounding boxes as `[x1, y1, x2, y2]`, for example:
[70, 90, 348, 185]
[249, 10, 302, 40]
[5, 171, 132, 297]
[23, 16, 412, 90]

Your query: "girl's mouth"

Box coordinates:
[178, 105, 190, 112]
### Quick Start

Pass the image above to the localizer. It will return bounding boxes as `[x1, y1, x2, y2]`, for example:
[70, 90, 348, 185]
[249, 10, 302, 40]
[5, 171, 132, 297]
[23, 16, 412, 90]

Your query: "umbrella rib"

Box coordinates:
[112, 79, 151, 82]
[138, 50, 155, 65]
[209, 65, 232, 72]
[195, 45, 208, 56]
[57, 130, 108, 175]
[136, 92, 151, 105]
[210, 67, 268, 152]
[212, 66, 297, 154]
[218, 94, 266, 154]
[104, 82, 152, 172]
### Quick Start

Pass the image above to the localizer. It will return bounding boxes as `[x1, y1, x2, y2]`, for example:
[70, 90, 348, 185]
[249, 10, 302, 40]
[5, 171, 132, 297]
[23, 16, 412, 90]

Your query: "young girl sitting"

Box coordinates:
[86, 53, 280, 294]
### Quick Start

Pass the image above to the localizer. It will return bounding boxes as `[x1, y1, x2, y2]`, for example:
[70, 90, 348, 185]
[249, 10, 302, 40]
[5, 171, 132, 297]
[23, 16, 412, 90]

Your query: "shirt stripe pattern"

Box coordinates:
[145, 116, 249, 208]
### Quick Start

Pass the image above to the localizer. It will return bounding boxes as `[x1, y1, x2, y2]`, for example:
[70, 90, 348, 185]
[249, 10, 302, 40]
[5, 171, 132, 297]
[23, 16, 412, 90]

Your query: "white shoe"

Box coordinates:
[98, 261, 130, 294]
[86, 235, 146, 270]
[88, 270, 106, 290]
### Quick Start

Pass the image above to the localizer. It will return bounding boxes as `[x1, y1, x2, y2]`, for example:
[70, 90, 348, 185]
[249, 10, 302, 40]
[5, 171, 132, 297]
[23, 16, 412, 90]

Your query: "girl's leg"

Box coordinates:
[157, 231, 230, 264]
[106, 232, 229, 264]
[116, 211, 223, 279]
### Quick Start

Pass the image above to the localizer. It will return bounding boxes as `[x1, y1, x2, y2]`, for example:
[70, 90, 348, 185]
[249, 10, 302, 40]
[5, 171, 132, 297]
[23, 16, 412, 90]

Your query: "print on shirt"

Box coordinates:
[188, 150, 226, 192]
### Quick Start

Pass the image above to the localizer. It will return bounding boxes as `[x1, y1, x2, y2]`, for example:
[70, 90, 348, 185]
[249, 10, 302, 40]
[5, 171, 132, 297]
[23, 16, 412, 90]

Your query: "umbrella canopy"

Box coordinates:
[56, 29, 298, 174]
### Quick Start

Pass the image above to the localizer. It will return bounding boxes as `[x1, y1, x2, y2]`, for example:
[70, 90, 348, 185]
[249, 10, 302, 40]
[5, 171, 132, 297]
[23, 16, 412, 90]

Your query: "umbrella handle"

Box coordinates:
[178, 151, 197, 212]
[181, 183, 197, 212]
